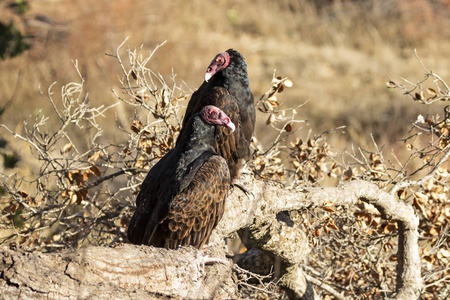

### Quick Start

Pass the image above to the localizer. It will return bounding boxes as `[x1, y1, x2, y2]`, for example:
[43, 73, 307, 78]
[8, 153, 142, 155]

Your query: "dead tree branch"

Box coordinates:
[0, 175, 422, 299]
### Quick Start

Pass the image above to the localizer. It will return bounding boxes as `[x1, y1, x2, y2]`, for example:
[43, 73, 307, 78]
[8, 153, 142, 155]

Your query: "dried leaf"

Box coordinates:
[131, 119, 142, 133]
[397, 189, 407, 200]
[62, 143, 73, 153]
[413, 197, 428, 218]
[171, 125, 180, 133]
[421, 255, 434, 263]
[69, 172, 85, 186]
[2, 203, 17, 214]
[268, 95, 278, 103]
[135, 156, 146, 168]
[343, 167, 353, 180]
[439, 248, 450, 258]
[71, 192, 84, 205]
[17, 191, 28, 198]
[89, 166, 101, 177]
[415, 91, 425, 100]
[328, 222, 339, 230]
[384, 224, 397, 233]
[323, 201, 333, 207]
[284, 123, 293, 132]
[264, 101, 274, 112]
[419, 91, 425, 100]
[174, 95, 189, 102]
[283, 79, 293, 88]
[370, 153, 381, 163]
[384, 242, 394, 251]
[427, 178, 434, 191]
[429, 227, 439, 236]
[386, 80, 396, 88]
[88, 152, 104, 163]
[267, 100, 279, 108]
[427, 88, 437, 96]
[323, 201, 335, 212]
[70, 192, 78, 204]
[79, 189, 88, 201]
[416, 115, 425, 123]
[266, 114, 275, 125]
[83, 172, 92, 180]
[414, 191, 428, 204]
[140, 137, 152, 146]
[323, 206, 335, 213]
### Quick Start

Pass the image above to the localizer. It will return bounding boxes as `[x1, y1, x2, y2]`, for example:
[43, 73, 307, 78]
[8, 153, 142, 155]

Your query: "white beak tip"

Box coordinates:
[228, 121, 236, 132]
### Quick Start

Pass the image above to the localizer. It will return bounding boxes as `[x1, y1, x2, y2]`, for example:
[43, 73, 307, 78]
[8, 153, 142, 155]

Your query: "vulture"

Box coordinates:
[127, 105, 235, 249]
[180, 49, 255, 181]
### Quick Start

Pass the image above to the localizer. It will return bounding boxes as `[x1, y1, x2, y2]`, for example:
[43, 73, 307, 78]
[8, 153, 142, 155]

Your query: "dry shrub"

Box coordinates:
[1, 41, 449, 299]
[0, 41, 187, 249]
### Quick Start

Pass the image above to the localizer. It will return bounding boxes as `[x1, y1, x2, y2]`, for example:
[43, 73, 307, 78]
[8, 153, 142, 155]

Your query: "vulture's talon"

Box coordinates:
[232, 180, 254, 200]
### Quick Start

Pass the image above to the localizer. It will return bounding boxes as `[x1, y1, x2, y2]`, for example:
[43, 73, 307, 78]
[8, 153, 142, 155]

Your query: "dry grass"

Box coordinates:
[1, 0, 450, 169]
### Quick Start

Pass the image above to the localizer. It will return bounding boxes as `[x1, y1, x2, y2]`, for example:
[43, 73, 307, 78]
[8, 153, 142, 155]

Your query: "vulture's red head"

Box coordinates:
[204, 51, 231, 82]
[201, 105, 235, 132]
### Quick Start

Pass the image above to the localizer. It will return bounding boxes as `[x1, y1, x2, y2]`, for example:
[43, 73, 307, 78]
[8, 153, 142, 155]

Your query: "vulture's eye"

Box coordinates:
[210, 111, 218, 118]
[216, 57, 224, 64]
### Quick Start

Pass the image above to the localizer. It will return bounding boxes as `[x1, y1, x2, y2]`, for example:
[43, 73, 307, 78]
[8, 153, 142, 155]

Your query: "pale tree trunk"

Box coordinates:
[0, 175, 422, 299]
[0, 244, 236, 299]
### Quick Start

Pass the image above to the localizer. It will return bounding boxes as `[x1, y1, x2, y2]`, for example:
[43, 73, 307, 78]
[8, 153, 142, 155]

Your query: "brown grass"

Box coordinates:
[1, 0, 450, 169]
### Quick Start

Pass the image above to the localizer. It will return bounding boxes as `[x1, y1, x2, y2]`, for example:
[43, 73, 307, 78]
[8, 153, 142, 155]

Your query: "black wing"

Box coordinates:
[127, 149, 180, 245]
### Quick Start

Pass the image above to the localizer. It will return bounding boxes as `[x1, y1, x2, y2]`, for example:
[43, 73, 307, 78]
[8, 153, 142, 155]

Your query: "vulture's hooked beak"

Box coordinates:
[227, 121, 236, 133]
[205, 72, 212, 82]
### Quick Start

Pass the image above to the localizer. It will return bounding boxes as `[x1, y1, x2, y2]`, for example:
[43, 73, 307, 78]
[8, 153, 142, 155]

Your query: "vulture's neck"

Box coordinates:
[222, 67, 249, 89]
[178, 117, 216, 163]
[219, 65, 252, 107]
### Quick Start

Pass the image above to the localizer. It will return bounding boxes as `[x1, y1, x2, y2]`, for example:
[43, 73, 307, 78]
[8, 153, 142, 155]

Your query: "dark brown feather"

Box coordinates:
[157, 156, 229, 249]
[127, 107, 232, 249]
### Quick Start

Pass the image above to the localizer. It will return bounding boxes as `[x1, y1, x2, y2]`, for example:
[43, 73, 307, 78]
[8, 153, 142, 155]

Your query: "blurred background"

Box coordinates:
[1, 0, 450, 169]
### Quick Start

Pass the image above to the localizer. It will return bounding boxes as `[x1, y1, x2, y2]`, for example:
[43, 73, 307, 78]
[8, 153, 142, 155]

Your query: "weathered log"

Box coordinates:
[0, 244, 235, 299]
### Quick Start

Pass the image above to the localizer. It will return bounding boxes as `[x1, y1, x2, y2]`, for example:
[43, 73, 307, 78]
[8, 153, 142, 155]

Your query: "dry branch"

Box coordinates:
[221, 175, 422, 299]
[0, 175, 422, 299]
